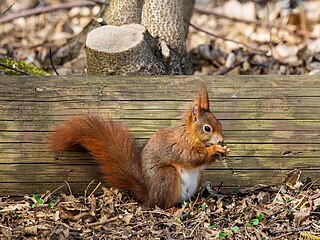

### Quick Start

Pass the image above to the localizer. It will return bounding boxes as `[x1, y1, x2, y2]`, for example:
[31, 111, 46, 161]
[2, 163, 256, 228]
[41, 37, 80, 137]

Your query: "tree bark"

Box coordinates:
[85, 24, 165, 75]
[183, 0, 195, 36]
[106, 0, 143, 25]
[142, 0, 192, 74]
[85, 0, 194, 75]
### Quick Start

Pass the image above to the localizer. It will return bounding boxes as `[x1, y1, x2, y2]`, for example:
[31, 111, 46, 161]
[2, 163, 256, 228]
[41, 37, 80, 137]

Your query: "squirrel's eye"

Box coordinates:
[203, 124, 212, 133]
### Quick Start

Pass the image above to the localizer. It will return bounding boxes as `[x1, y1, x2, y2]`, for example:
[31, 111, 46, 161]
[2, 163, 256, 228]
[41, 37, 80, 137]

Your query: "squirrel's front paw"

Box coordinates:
[224, 145, 231, 155]
[208, 144, 230, 156]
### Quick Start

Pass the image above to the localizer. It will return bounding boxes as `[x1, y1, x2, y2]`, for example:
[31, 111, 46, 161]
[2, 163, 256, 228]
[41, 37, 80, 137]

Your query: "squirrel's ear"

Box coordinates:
[200, 82, 210, 111]
[192, 103, 201, 121]
[193, 86, 202, 109]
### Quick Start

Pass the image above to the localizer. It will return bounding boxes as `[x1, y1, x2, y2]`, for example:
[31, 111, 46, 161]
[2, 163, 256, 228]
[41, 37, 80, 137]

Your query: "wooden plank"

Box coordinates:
[0, 183, 103, 196]
[0, 75, 319, 196]
[0, 162, 318, 187]
[1, 138, 320, 158]
[0, 148, 319, 169]
[0, 166, 318, 195]
[0, 164, 102, 183]
[2, 129, 320, 144]
[2, 119, 320, 134]
[2, 99, 320, 120]
[1, 76, 320, 102]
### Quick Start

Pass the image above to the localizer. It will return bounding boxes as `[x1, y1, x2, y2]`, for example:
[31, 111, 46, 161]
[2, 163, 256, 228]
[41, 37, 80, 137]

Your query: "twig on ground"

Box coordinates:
[48, 185, 64, 199]
[194, 7, 316, 40]
[194, 7, 292, 32]
[191, 192, 201, 209]
[273, 232, 294, 239]
[0, 63, 30, 75]
[244, 226, 251, 239]
[86, 216, 118, 227]
[84, 180, 95, 204]
[268, 226, 311, 235]
[216, 60, 244, 75]
[0, 224, 11, 229]
[0, 0, 108, 24]
[301, 179, 317, 192]
[64, 181, 73, 196]
[142, 210, 173, 218]
[189, 22, 268, 54]
[87, 182, 102, 200]
[1, 2, 14, 16]
[72, 212, 93, 221]
[189, 220, 203, 238]
[49, 47, 59, 76]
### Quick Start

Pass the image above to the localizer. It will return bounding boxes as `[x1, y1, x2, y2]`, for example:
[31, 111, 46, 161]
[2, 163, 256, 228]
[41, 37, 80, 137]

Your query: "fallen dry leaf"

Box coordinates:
[122, 213, 134, 224]
[293, 211, 310, 227]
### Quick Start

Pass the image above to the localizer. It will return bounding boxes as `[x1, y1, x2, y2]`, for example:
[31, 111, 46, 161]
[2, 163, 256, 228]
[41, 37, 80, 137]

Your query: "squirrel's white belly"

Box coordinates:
[179, 166, 205, 202]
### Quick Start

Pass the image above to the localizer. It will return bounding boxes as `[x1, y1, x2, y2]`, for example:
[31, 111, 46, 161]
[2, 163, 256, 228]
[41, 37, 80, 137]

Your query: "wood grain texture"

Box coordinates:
[0, 75, 319, 195]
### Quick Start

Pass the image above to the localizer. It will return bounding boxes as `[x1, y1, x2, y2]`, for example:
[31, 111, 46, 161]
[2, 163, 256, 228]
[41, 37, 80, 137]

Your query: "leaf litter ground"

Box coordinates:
[0, 172, 319, 239]
[0, 0, 319, 239]
[1, 0, 320, 75]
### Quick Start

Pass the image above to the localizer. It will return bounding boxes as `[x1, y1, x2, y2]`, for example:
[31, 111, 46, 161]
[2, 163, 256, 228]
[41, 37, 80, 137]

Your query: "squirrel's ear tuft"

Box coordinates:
[193, 81, 210, 110]
[193, 89, 202, 109]
[200, 81, 210, 111]
[191, 81, 210, 121]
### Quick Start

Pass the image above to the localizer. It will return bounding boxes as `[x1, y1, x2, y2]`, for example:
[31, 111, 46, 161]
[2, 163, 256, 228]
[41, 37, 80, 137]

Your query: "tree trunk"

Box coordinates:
[183, 0, 195, 36]
[141, 0, 192, 74]
[107, 0, 142, 25]
[85, 24, 165, 75]
[85, 0, 195, 75]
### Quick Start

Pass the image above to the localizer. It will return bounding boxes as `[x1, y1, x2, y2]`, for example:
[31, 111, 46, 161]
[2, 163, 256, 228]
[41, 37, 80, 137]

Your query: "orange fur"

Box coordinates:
[48, 83, 229, 209]
[49, 115, 146, 201]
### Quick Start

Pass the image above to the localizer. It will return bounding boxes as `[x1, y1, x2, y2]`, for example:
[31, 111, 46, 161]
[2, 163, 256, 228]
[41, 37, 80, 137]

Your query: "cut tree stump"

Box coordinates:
[0, 75, 319, 196]
[85, 24, 165, 75]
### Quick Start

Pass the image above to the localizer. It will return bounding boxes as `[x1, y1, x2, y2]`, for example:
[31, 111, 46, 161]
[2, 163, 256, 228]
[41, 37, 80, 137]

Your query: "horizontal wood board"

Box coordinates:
[0, 75, 319, 195]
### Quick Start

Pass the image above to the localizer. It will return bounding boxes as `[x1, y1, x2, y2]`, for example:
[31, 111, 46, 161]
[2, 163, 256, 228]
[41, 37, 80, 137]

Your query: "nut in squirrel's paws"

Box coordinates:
[215, 144, 230, 156]
[224, 145, 231, 155]
[206, 144, 230, 156]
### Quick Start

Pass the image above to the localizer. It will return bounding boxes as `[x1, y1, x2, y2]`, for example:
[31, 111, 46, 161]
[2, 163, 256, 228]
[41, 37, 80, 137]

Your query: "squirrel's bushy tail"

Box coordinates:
[48, 115, 146, 201]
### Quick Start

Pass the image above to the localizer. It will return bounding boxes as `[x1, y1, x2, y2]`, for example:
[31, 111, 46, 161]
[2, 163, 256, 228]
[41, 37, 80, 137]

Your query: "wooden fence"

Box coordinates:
[0, 75, 319, 195]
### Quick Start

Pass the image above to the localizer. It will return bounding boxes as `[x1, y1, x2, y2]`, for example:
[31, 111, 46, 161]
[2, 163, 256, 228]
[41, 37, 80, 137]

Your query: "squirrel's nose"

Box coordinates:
[218, 134, 224, 144]
[211, 135, 224, 145]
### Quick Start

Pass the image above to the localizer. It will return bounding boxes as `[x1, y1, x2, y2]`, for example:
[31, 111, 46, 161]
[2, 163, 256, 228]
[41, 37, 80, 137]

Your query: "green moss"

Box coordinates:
[0, 57, 50, 76]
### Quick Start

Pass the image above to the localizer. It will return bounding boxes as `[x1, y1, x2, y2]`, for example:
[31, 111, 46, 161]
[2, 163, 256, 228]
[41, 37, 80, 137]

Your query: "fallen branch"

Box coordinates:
[194, 7, 290, 32]
[267, 226, 311, 235]
[194, 7, 316, 40]
[86, 216, 118, 227]
[273, 232, 294, 239]
[217, 60, 244, 75]
[188, 22, 268, 54]
[189, 220, 203, 238]
[1, 2, 14, 16]
[49, 47, 59, 76]
[0, 0, 108, 24]
[0, 63, 30, 75]
[86, 181, 102, 201]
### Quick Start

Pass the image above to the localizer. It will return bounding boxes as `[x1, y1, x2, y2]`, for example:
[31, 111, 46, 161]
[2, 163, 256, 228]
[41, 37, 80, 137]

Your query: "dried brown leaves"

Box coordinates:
[0, 176, 319, 239]
[1, 0, 320, 75]
[189, 0, 320, 75]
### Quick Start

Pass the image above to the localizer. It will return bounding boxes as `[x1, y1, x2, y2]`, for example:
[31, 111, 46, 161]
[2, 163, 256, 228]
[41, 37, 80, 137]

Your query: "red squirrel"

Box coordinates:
[49, 83, 230, 209]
